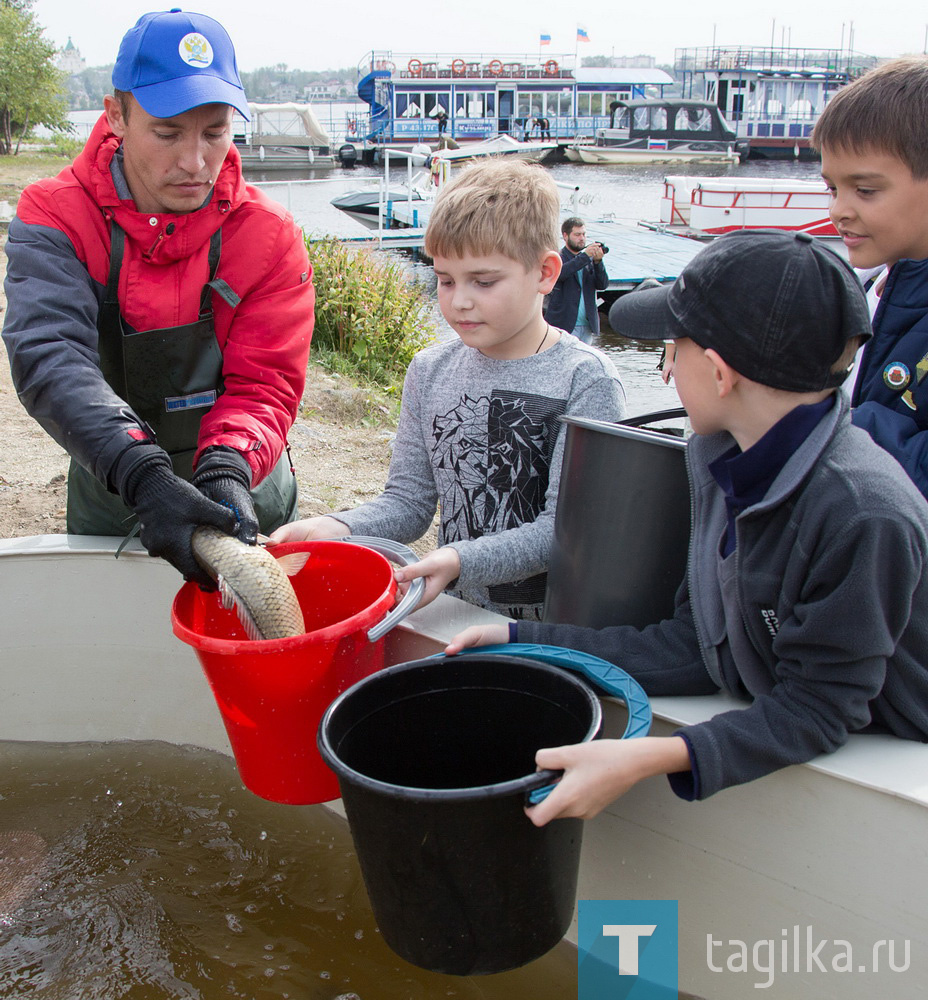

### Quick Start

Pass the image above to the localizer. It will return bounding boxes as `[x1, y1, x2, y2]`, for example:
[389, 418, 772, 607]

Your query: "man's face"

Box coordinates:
[564, 225, 586, 253]
[104, 94, 233, 215]
[821, 143, 928, 269]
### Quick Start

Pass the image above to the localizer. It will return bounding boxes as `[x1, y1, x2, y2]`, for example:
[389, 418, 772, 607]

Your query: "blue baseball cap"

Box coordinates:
[112, 9, 250, 121]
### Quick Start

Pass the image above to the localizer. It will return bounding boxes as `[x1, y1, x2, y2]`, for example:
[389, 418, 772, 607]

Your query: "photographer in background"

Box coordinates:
[543, 217, 609, 343]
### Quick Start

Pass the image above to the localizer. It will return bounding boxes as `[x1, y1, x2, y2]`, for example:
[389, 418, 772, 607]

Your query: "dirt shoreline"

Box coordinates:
[0, 244, 428, 547]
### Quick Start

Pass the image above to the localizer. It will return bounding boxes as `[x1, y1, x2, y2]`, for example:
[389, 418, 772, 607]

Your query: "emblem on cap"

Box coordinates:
[179, 33, 213, 68]
[883, 362, 910, 390]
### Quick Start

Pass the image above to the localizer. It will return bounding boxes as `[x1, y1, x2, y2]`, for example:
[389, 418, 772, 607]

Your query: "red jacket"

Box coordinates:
[2, 114, 314, 487]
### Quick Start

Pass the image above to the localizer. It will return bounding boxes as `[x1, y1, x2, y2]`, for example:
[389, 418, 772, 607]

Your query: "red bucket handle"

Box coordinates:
[339, 536, 425, 641]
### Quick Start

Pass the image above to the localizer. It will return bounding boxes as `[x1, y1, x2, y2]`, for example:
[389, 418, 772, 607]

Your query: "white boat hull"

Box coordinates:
[574, 144, 740, 165]
[1, 535, 926, 998]
[658, 175, 838, 237]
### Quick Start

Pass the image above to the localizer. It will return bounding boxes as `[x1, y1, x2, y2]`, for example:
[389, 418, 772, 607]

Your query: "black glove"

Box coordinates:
[118, 450, 239, 588]
[190, 446, 259, 546]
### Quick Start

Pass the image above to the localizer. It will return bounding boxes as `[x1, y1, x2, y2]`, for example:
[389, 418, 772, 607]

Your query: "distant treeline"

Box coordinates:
[63, 64, 359, 111]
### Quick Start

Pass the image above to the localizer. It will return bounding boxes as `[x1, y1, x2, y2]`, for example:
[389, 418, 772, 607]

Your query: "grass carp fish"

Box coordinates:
[191, 526, 306, 640]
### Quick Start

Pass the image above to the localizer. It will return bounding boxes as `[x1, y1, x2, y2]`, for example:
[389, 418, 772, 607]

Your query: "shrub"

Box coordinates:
[305, 235, 437, 387]
[42, 133, 83, 159]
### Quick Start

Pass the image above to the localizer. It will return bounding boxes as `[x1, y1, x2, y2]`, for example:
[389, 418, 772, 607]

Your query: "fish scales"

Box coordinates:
[191, 526, 305, 640]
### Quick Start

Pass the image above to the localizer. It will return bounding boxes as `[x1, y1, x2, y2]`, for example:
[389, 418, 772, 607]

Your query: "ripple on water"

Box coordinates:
[0, 740, 578, 999]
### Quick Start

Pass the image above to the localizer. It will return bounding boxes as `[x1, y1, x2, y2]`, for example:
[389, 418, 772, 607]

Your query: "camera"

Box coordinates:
[586, 243, 609, 254]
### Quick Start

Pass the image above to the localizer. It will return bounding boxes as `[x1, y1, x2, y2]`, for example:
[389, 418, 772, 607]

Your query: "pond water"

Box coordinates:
[0, 740, 578, 999]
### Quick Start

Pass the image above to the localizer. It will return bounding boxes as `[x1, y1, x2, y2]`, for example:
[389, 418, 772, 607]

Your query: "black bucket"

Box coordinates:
[317, 653, 602, 976]
[544, 411, 691, 629]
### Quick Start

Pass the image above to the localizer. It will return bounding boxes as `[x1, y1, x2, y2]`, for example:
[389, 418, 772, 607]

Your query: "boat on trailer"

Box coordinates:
[647, 174, 838, 238]
[2, 532, 925, 998]
[565, 99, 749, 164]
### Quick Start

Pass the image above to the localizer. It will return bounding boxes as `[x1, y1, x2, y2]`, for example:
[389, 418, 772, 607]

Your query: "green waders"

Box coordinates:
[66, 222, 297, 536]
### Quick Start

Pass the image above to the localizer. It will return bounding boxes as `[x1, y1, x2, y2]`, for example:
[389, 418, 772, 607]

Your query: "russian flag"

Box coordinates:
[540, 32, 551, 46]
[577, 25, 590, 42]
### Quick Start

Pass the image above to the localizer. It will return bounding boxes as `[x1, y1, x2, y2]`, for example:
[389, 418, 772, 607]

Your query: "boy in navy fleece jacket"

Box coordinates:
[446, 230, 928, 824]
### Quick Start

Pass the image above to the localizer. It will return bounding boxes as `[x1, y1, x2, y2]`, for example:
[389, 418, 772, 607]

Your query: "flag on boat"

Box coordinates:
[540, 32, 551, 46]
[577, 25, 590, 42]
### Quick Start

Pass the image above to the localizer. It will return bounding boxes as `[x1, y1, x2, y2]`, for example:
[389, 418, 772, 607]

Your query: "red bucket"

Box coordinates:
[171, 538, 422, 805]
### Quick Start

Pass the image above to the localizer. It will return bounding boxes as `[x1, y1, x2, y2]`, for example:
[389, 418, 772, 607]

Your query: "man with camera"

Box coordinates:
[543, 217, 609, 344]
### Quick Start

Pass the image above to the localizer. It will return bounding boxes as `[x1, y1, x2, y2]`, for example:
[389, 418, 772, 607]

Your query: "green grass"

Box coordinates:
[306, 234, 437, 390]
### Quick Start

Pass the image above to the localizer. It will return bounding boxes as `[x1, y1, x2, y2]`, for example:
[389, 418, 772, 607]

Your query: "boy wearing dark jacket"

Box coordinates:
[447, 231, 928, 824]
[814, 57, 928, 498]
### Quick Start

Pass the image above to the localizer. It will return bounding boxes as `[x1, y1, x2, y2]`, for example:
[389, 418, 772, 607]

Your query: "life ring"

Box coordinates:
[347, 118, 357, 135]
[488, 59, 503, 76]
[544, 59, 559, 76]
[408, 58, 422, 77]
[451, 58, 466, 75]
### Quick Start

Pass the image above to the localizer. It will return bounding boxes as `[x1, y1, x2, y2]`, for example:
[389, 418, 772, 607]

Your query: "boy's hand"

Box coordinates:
[267, 516, 351, 544]
[444, 622, 510, 654]
[525, 737, 692, 827]
[393, 545, 461, 610]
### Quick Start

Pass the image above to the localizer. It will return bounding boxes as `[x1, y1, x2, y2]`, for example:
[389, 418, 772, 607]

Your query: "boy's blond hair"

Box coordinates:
[812, 57, 928, 178]
[424, 159, 559, 270]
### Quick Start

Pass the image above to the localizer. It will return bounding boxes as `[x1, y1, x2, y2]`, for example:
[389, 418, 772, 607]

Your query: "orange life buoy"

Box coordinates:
[451, 58, 466, 75]
[488, 59, 503, 76]
[544, 59, 559, 76]
[408, 58, 422, 76]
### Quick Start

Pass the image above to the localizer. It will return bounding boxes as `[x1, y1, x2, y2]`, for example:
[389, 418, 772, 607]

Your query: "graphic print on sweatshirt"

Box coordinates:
[431, 389, 566, 609]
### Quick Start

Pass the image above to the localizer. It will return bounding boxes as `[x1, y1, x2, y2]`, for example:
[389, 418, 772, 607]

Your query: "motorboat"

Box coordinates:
[566, 99, 749, 164]
[649, 174, 838, 237]
[428, 133, 559, 164]
[1, 532, 925, 998]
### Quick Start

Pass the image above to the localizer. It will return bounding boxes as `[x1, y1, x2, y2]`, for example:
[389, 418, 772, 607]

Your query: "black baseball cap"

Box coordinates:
[608, 230, 872, 392]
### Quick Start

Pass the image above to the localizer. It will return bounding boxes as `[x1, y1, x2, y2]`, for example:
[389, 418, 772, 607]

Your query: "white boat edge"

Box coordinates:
[1, 534, 925, 997]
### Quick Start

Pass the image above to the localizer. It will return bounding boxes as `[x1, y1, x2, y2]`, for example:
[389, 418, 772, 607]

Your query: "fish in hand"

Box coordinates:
[191, 526, 306, 640]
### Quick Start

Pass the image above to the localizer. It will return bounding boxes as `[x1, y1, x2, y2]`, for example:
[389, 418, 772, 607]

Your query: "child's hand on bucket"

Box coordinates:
[394, 546, 461, 610]
[524, 737, 692, 827]
[443, 623, 510, 654]
[267, 516, 351, 544]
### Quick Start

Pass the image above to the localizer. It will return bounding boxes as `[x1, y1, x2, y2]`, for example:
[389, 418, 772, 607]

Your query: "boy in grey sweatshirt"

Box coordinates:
[271, 160, 626, 618]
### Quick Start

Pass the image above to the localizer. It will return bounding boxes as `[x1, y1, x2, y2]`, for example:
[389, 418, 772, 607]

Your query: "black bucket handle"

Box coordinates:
[619, 407, 687, 428]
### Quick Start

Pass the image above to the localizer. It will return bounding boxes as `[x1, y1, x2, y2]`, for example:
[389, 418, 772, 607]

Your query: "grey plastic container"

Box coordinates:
[543, 412, 691, 629]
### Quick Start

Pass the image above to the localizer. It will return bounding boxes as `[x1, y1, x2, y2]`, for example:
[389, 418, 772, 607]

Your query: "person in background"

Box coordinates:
[446, 231, 928, 825]
[270, 160, 626, 620]
[543, 217, 608, 344]
[813, 57, 928, 499]
[2, 9, 314, 588]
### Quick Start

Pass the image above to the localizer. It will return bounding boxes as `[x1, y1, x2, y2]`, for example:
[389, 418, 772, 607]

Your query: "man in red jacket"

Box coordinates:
[2, 10, 314, 587]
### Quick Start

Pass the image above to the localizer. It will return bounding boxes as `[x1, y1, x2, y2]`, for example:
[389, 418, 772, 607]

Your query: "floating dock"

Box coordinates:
[340, 200, 704, 289]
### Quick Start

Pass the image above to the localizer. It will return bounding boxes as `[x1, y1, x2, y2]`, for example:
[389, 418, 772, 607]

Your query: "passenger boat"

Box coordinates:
[352, 51, 672, 145]
[675, 45, 876, 160]
[650, 174, 838, 237]
[2, 532, 925, 998]
[564, 99, 749, 164]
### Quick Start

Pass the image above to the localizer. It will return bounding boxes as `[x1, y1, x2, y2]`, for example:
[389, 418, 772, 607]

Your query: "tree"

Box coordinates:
[0, 2, 69, 155]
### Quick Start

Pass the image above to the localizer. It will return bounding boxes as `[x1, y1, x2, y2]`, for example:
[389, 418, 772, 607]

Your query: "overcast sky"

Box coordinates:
[34, 0, 928, 74]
